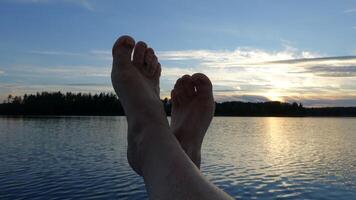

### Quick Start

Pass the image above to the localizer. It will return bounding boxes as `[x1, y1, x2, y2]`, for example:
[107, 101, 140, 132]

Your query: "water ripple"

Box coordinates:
[0, 116, 355, 199]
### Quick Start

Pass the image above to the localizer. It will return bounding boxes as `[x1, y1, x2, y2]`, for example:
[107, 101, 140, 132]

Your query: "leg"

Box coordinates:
[111, 35, 232, 199]
[171, 74, 215, 168]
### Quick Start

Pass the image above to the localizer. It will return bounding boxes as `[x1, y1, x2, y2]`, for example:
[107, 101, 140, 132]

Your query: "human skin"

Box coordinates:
[171, 74, 215, 169]
[111, 35, 233, 199]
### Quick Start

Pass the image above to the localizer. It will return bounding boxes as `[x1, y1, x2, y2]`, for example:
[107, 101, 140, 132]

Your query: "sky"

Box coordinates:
[0, 0, 356, 107]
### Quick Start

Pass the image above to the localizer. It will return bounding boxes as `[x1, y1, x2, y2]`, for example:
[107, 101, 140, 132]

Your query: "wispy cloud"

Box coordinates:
[9, 46, 356, 106]
[33, 48, 356, 78]
[90, 50, 111, 60]
[159, 49, 295, 64]
[213, 94, 356, 107]
[9, 0, 93, 10]
[266, 56, 356, 64]
[158, 49, 356, 78]
[267, 56, 356, 77]
[344, 8, 356, 13]
[155, 48, 356, 104]
[8, 65, 110, 78]
[29, 49, 113, 60]
[284, 96, 356, 107]
[39, 66, 109, 77]
[214, 94, 270, 102]
[158, 47, 321, 69]
[29, 50, 84, 56]
[75, 0, 93, 10]
[302, 66, 356, 77]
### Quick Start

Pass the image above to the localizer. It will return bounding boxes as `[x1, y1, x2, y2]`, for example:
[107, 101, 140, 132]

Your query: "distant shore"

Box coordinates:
[1, 92, 356, 117]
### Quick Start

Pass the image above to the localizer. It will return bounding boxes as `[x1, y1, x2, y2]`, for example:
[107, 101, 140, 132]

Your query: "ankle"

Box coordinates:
[139, 128, 179, 175]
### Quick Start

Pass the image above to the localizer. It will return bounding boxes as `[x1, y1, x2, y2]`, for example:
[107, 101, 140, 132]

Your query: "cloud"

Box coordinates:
[0, 70, 4, 75]
[266, 56, 356, 64]
[8, 65, 110, 78]
[50, 47, 356, 78]
[29, 49, 112, 60]
[90, 50, 111, 60]
[214, 94, 270, 102]
[155, 48, 356, 106]
[65, 83, 109, 86]
[9, 0, 93, 10]
[156, 47, 325, 74]
[29, 50, 84, 56]
[41, 66, 109, 77]
[36, 46, 320, 67]
[7, 0, 48, 2]
[284, 96, 356, 107]
[11, 46, 356, 107]
[272, 56, 356, 77]
[302, 65, 356, 77]
[157, 49, 356, 78]
[157, 48, 314, 67]
[344, 8, 356, 13]
[75, 0, 92, 10]
[161, 67, 195, 78]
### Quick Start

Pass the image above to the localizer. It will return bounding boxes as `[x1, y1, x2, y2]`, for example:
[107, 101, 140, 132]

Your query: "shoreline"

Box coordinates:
[1, 115, 356, 118]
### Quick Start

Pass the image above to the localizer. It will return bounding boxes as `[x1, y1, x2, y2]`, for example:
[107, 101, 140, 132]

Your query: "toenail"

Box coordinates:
[120, 37, 134, 47]
[137, 41, 147, 47]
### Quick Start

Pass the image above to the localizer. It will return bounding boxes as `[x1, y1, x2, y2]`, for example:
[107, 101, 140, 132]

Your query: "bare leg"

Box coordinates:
[171, 74, 215, 168]
[111, 35, 232, 199]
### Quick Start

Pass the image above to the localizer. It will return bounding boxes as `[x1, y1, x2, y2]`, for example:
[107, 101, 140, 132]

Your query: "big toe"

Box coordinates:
[181, 74, 195, 97]
[112, 35, 135, 66]
[191, 73, 213, 98]
[172, 75, 196, 105]
[172, 77, 188, 105]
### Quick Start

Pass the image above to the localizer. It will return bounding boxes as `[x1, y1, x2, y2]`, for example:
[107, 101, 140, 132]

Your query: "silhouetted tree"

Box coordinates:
[0, 92, 124, 116]
[1, 92, 355, 116]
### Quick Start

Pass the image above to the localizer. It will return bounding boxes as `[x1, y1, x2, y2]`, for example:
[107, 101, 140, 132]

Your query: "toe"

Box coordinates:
[174, 78, 184, 91]
[148, 56, 158, 76]
[112, 35, 135, 66]
[174, 78, 189, 103]
[144, 48, 157, 74]
[170, 89, 179, 106]
[152, 62, 161, 80]
[191, 73, 213, 97]
[132, 41, 147, 67]
[181, 74, 195, 97]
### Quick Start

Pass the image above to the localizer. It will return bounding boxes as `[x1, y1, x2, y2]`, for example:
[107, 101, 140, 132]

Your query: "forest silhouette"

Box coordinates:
[1, 92, 356, 117]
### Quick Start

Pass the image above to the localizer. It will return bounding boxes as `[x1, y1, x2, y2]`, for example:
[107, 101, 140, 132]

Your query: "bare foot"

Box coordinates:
[170, 74, 215, 168]
[111, 35, 165, 175]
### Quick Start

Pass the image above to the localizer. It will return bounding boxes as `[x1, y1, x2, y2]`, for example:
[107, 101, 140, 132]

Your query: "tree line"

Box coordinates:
[1, 92, 356, 117]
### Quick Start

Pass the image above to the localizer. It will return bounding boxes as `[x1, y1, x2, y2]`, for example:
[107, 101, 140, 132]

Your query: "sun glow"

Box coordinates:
[266, 91, 284, 102]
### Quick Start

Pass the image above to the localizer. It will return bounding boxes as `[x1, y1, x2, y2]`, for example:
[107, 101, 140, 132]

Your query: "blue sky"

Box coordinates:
[1, 0, 356, 106]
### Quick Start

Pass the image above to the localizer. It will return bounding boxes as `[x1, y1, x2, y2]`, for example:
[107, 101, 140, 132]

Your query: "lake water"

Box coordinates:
[0, 116, 355, 199]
